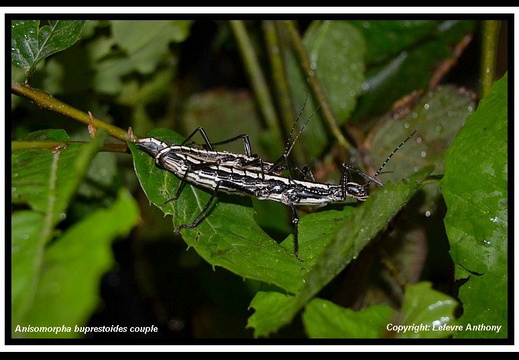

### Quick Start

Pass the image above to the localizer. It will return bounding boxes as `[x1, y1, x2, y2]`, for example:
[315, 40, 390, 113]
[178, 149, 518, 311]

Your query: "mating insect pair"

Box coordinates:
[136, 122, 415, 262]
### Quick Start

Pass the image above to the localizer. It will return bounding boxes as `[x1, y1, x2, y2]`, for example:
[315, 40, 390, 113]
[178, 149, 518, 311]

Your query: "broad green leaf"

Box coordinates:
[286, 20, 366, 158]
[11, 20, 86, 77]
[369, 85, 476, 182]
[247, 167, 432, 337]
[11, 211, 46, 323]
[354, 85, 475, 305]
[300, 282, 457, 339]
[395, 282, 459, 339]
[11, 131, 114, 337]
[302, 21, 366, 122]
[12, 130, 105, 227]
[303, 299, 395, 338]
[94, 20, 193, 94]
[352, 20, 476, 119]
[12, 188, 140, 338]
[349, 20, 439, 64]
[441, 73, 508, 339]
[292, 167, 432, 300]
[247, 292, 297, 337]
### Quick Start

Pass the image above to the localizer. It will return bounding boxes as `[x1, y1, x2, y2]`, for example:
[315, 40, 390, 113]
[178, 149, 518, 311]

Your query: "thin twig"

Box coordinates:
[11, 82, 131, 142]
[12, 140, 129, 153]
[229, 20, 284, 154]
[262, 20, 306, 162]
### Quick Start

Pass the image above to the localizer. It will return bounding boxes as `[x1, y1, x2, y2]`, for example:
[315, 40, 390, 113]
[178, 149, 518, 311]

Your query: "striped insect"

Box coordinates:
[135, 125, 415, 262]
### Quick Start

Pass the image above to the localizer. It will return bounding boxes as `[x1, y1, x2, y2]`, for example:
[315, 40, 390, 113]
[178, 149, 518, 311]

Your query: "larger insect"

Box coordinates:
[136, 123, 415, 262]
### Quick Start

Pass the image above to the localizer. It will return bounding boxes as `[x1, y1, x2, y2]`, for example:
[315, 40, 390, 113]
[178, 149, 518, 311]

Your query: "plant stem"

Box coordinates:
[12, 140, 129, 153]
[11, 82, 131, 142]
[229, 20, 284, 153]
[262, 20, 305, 161]
[283, 20, 352, 152]
[480, 20, 501, 98]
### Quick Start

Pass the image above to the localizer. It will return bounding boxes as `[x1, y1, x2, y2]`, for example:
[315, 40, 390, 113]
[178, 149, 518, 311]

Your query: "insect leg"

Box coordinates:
[174, 182, 221, 234]
[180, 127, 213, 148]
[289, 204, 303, 263]
[292, 165, 315, 181]
[182, 127, 254, 157]
[161, 171, 189, 206]
[209, 134, 254, 157]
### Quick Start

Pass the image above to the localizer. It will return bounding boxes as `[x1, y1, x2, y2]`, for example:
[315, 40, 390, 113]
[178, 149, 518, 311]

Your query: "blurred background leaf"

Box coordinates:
[12, 189, 140, 338]
[351, 20, 476, 120]
[11, 128, 140, 337]
[10, 18, 508, 340]
[12, 130, 103, 226]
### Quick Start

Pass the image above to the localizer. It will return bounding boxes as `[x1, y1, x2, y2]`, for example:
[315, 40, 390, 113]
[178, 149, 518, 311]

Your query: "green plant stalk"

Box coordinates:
[11, 82, 131, 142]
[262, 20, 305, 161]
[229, 20, 284, 153]
[12, 140, 129, 153]
[283, 20, 352, 152]
[480, 20, 501, 98]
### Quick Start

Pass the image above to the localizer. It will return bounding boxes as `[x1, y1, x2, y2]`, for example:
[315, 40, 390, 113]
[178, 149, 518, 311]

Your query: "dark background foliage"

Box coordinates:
[10, 17, 509, 342]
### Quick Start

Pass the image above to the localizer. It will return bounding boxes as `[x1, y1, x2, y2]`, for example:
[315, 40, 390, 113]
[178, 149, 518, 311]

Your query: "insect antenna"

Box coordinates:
[365, 129, 417, 188]
[273, 94, 323, 175]
[285, 98, 324, 160]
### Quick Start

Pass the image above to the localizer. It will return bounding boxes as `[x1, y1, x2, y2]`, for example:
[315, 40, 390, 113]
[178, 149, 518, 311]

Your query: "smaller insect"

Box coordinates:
[136, 124, 416, 262]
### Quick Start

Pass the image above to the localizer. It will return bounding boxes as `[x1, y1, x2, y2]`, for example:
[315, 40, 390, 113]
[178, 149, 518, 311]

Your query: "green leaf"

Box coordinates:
[11, 131, 121, 337]
[260, 280, 457, 339]
[303, 21, 366, 122]
[94, 20, 193, 95]
[395, 282, 459, 339]
[302, 282, 457, 339]
[12, 189, 140, 338]
[303, 299, 395, 338]
[246, 292, 297, 337]
[11, 211, 46, 324]
[352, 20, 476, 119]
[350, 20, 439, 64]
[247, 167, 432, 337]
[369, 85, 477, 181]
[12, 130, 104, 227]
[361, 86, 476, 308]
[440, 73, 508, 338]
[11, 20, 86, 77]
[12, 130, 140, 337]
